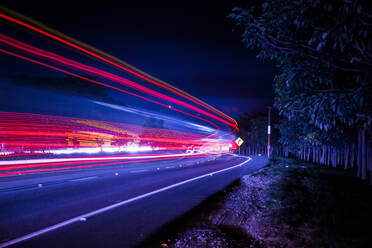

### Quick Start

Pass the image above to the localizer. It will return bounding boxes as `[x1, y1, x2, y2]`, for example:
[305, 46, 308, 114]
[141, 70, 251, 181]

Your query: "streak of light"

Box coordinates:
[0, 7, 240, 177]
[0, 48, 221, 139]
[92, 101, 216, 134]
[0, 7, 238, 129]
[0, 111, 232, 160]
[0, 153, 222, 177]
[0, 34, 235, 131]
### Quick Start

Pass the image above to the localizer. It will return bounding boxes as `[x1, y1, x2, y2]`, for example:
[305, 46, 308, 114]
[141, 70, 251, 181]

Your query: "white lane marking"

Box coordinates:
[69, 176, 98, 182]
[129, 169, 148, 173]
[231, 154, 248, 158]
[165, 166, 176, 169]
[0, 157, 252, 248]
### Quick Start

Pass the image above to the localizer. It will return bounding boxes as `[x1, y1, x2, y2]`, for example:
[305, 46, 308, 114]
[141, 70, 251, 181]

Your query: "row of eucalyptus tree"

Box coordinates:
[231, 0, 371, 183]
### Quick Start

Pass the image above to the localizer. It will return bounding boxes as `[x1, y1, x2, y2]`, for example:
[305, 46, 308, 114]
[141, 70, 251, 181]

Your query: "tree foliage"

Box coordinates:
[230, 0, 372, 181]
[230, 0, 372, 131]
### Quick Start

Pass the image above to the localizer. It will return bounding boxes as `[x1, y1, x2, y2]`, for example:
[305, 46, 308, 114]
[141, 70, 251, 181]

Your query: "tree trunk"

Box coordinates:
[317, 147, 320, 164]
[361, 128, 367, 180]
[357, 130, 362, 177]
[302, 146, 305, 160]
[285, 146, 289, 157]
[307, 147, 310, 161]
[312, 146, 315, 163]
[327, 146, 331, 166]
[351, 144, 355, 168]
[367, 143, 372, 184]
[319, 147, 321, 164]
[356, 128, 367, 179]
[280, 146, 283, 157]
[344, 144, 349, 170]
[332, 147, 336, 167]
[322, 145, 326, 164]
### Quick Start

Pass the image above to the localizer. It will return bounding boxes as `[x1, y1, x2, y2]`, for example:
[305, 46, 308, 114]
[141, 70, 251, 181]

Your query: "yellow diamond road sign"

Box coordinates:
[235, 137, 244, 146]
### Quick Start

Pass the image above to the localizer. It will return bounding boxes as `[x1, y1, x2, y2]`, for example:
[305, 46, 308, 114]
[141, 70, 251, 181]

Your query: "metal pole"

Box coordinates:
[267, 107, 271, 158]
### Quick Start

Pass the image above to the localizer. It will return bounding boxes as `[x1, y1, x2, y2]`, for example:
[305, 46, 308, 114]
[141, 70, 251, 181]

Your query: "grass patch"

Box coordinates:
[264, 158, 372, 247]
[140, 158, 372, 248]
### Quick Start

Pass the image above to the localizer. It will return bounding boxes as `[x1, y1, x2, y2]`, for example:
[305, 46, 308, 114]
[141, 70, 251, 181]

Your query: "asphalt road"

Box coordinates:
[0, 154, 268, 248]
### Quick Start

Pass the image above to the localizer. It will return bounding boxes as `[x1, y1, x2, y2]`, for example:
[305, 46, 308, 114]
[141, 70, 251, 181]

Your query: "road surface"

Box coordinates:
[0, 154, 268, 248]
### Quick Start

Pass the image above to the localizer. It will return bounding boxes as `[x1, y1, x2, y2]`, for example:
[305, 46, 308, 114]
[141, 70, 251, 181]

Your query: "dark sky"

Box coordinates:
[2, 0, 277, 118]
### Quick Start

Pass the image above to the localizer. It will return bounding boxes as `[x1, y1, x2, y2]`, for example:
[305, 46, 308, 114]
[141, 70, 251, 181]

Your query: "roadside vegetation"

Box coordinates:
[231, 0, 372, 183]
[143, 158, 372, 248]
[140, 1, 372, 247]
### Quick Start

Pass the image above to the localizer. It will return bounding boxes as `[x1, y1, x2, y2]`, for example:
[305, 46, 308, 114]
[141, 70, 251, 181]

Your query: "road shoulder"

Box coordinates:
[140, 157, 372, 248]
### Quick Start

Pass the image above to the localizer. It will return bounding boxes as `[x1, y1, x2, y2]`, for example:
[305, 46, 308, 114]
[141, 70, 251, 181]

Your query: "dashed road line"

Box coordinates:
[129, 169, 148, 173]
[69, 176, 98, 182]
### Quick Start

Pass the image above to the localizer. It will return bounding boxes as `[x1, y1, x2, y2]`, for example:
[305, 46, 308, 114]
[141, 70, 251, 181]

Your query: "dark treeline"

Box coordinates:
[238, 111, 372, 183]
[231, 1, 371, 183]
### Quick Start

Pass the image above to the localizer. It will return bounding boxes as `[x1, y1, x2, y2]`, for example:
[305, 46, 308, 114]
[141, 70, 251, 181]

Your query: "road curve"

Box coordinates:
[0, 154, 268, 248]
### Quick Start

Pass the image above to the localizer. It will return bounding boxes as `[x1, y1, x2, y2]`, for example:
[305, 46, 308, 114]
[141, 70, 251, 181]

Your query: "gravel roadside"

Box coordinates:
[141, 157, 372, 248]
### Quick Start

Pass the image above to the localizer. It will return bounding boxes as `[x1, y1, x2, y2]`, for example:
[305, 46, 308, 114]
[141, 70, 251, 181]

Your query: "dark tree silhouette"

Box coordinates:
[230, 0, 372, 182]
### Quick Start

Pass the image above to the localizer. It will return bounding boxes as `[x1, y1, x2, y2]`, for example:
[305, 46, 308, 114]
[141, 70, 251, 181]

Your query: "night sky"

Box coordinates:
[1, 0, 277, 118]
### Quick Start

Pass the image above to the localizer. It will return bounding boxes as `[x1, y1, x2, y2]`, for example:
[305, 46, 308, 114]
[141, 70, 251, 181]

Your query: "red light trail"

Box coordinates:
[0, 153, 223, 177]
[0, 111, 233, 175]
[0, 9, 238, 129]
[0, 7, 238, 176]
[0, 48, 221, 139]
[0, 34, 236, 129]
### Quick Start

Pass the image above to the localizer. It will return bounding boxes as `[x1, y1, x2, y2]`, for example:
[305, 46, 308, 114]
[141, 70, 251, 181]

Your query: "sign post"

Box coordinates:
[235, 137, 244, 154]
